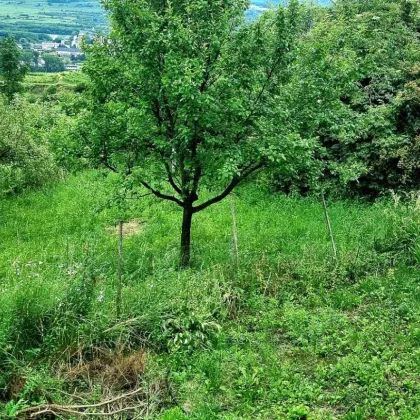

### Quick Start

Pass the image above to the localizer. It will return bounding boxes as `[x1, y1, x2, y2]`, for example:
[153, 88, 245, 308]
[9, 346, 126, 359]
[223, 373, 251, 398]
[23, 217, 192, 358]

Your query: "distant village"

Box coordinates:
[18, 33, 88, 72]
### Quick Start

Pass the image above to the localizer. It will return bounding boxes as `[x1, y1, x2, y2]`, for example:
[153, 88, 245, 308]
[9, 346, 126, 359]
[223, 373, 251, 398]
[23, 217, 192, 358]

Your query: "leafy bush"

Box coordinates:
[162, 310, 221, 354]
[0, 99, 59, 194]
[270, 0, 420, 197]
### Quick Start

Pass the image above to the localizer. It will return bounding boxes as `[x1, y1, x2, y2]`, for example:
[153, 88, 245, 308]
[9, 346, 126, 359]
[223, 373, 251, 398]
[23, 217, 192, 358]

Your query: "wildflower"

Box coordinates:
[97, 290, 105, 303]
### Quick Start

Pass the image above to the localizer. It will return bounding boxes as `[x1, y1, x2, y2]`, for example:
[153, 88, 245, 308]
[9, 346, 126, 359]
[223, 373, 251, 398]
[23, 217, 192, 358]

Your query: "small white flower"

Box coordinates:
[97, 290, 105, 303]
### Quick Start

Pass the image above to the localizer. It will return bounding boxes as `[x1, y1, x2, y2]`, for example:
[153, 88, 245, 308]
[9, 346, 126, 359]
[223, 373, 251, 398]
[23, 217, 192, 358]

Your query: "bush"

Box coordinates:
[0, 98, 60, 194]
[161, 310, 221, 354]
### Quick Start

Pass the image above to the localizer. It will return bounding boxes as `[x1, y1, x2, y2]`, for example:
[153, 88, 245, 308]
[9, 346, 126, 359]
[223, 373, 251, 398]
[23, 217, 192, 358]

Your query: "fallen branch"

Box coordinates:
[18, 387, 144, 418]
[30, 405, 145, 418]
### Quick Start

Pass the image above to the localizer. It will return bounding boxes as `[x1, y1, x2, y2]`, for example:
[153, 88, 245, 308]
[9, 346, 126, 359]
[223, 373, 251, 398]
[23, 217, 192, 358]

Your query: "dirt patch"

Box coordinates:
[105, 219, 144, 238]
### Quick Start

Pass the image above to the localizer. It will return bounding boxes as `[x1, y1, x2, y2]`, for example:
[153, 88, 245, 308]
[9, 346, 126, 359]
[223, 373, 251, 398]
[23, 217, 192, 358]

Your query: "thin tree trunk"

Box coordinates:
[230, 194, 239, 268]
[180, 206, 193, 268]
[117, 220, 123, 317]
[321, 192, 338, 265]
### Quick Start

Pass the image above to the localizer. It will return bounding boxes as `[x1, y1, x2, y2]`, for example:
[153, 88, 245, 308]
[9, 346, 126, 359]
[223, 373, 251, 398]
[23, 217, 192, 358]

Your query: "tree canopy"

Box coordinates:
[43, 53, 65, 73]
[273, 0, 420, 195]
[0, 37, 28, 103]
[80, 0, 313, 266]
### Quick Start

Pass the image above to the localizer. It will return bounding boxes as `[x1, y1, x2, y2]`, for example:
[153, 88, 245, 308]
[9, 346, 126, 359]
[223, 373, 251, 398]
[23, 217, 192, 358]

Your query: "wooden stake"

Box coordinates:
[321, 192, 338, 265]
[66, 235, 70, 269]
[117, 220, 123, 318]
[230, 194, 239, 268]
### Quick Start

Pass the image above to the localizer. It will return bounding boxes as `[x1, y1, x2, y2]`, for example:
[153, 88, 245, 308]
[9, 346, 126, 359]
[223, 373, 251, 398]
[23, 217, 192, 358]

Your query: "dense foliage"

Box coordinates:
[272, 0, 420, 196]
[0, 100, 60, 194]
[42, 53, 65, 73]
[0, 37, 28, 103]
[80, 0, 314, 266]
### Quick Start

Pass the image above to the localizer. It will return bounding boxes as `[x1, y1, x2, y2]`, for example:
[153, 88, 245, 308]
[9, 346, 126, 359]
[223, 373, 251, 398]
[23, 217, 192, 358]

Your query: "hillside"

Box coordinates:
[0, 0, 417, 418]
[0, 0, 106, 39]
[0, 172, 418, 418]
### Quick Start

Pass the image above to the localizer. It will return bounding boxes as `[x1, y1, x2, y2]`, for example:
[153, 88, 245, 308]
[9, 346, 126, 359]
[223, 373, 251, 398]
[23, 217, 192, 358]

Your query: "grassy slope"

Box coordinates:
[0, 172, 419, 419]
[23, 71, 88, 95]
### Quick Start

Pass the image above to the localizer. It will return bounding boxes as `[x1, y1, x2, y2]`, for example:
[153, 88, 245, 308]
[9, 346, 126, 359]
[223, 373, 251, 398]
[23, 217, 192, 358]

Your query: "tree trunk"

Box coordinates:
[180, 205, 193, 267]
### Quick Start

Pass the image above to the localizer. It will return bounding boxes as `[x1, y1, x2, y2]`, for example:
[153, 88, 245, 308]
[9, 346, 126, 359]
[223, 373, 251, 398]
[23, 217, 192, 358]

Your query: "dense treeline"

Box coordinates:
[0, 1, 418, 198]
[0, 22, 82, 36]
[0, 31, 51, 42]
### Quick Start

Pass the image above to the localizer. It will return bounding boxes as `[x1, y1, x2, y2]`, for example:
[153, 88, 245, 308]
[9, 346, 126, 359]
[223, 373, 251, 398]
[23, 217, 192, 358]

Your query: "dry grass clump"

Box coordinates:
[18, 348, 168, 418]
[105, 219, 144, 237]
[62, 348, 147, 392]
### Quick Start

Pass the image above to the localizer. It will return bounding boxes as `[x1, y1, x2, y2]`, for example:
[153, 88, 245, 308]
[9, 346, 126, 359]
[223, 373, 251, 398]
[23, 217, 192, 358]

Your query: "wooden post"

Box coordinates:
[66, 235, 70, 269]
[117, 220, 123, 317]
[321, 192, 338, 265]
[230, 194, 239, 269]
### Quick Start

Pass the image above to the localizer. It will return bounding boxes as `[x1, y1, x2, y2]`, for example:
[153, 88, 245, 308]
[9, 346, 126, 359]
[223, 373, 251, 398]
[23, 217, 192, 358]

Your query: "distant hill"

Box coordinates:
[0, 0, 106, 40]
[0, 0, 331, 41]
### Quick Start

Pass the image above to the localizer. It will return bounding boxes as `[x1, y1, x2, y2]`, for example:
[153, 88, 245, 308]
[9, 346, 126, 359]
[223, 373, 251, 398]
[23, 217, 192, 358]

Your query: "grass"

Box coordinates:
[0, 171, 419, 419]
[23, 71, 88, 95]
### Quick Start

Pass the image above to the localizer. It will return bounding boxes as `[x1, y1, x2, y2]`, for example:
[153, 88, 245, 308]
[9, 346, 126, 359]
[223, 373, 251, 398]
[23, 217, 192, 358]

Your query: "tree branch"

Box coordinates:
[164, 162, 182, 195]
[192, 164, 202, 196]
[140, 180, 184, 207]
[200, 49, 221, 93]
[101, 157, 118, 173]
[192, 162, 264, 213]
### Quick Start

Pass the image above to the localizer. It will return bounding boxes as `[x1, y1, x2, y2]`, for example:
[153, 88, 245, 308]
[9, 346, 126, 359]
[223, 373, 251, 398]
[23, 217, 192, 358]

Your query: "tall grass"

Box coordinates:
[0, 171, 418, 419]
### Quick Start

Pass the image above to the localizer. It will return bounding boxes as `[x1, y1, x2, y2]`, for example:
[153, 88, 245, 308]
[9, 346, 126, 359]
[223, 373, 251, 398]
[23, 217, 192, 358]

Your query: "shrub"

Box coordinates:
[74, 82, 87, 93]
[45, 85, 58, 96]
[0, 99, 60, 194]
[161, 310, 221, 354]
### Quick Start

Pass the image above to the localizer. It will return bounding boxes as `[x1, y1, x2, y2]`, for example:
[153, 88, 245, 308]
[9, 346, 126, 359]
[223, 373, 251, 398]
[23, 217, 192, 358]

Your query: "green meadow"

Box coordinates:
[0, 172, 418, 419]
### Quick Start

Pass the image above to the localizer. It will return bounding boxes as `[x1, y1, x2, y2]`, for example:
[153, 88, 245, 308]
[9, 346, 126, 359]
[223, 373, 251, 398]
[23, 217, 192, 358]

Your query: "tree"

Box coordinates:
[33, 50, 40, 68]
[80, 0, 311, 267]
[271, 0, 420, 196]
[21, 50, 35, 68]
[0, 37, 28, 103]
[19, 38, 30, 48]
[43, 53, 65, 73]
